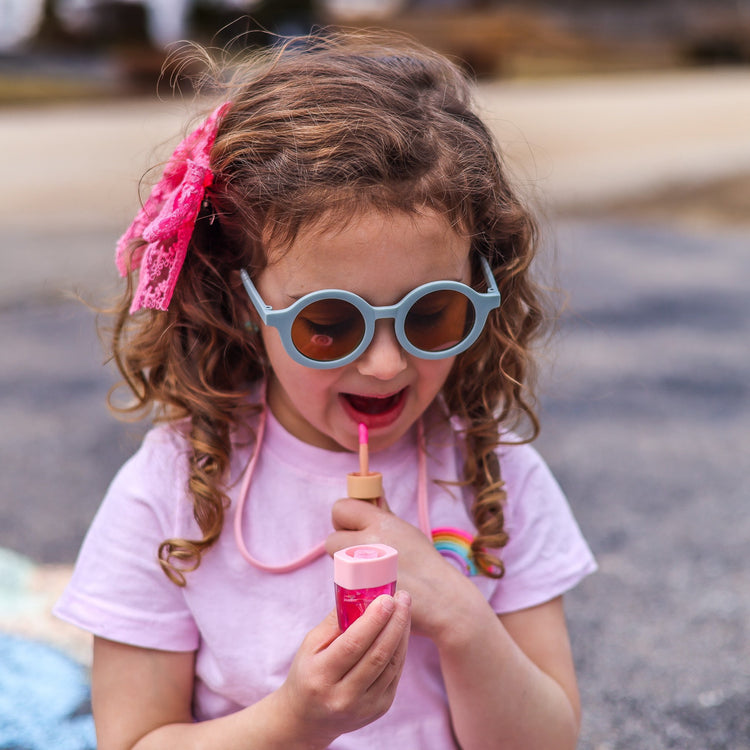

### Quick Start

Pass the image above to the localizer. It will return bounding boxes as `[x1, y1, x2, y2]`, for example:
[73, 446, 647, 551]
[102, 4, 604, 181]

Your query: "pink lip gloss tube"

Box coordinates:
[334, 544, 398, 631]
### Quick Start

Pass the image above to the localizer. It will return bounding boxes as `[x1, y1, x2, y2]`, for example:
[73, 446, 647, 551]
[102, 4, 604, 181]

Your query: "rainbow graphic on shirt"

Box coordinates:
[431, 527, 478, 576]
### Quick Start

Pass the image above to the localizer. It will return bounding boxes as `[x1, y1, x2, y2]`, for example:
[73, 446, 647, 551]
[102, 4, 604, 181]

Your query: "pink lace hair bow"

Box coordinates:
[115, 101, 232, 313]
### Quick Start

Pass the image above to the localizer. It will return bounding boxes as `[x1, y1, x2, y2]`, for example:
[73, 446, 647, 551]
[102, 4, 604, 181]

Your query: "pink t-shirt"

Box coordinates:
[55, 405, 595, 747]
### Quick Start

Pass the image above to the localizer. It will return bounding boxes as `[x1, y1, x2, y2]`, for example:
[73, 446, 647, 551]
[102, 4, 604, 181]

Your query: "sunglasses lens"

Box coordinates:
[405, 290, 475, 353]
[291, 299, 366, 362]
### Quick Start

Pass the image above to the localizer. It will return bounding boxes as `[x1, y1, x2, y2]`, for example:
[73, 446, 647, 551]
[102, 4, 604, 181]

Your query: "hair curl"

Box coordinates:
[109, 30, 549, 585]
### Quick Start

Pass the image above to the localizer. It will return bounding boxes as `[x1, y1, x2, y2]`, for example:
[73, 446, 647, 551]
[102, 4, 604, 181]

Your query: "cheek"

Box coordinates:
[415, 358, 455, 395]
[263, 329, 336, 394]
[259, 327, 292, 373]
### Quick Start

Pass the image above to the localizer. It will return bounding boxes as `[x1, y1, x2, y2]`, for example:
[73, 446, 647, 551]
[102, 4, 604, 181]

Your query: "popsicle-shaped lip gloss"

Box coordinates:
[347, 422, 383, 501]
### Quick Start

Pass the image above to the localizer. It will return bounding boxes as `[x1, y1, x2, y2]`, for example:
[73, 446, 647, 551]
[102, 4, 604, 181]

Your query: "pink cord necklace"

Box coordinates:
[233, 404, 432, 574]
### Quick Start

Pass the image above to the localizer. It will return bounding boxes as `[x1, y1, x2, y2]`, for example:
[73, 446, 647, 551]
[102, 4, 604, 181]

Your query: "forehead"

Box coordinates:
[262, 208, 471, 298]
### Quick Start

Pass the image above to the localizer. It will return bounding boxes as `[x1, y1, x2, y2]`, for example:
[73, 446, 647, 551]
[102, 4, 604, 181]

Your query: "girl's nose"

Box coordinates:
[355, 320, 408, 380]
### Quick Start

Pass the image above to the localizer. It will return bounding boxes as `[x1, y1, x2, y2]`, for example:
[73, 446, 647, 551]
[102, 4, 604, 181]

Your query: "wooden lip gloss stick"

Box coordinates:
[346, 423, 383, 502]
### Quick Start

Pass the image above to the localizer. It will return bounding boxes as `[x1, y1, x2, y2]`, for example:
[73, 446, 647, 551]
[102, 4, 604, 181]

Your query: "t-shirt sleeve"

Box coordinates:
[484, 442, 597, 614]
[53, 428, 200, 651]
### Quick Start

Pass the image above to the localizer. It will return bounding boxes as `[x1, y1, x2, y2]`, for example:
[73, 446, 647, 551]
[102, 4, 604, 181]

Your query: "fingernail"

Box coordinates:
[378, 595, 396, 614]
[395, 590, 412, 607]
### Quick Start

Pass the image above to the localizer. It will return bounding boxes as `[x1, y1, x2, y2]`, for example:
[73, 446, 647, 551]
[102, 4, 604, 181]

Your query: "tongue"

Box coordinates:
[345, 392, 400, 415]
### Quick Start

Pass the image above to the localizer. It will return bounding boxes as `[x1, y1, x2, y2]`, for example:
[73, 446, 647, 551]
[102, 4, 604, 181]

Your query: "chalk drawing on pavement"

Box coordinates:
[0, 547, 95, 749]
[0, 632, 95, 750]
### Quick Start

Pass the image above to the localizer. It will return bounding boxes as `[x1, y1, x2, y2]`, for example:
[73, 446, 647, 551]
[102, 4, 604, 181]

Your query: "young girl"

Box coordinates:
[55, 31, 596, 749]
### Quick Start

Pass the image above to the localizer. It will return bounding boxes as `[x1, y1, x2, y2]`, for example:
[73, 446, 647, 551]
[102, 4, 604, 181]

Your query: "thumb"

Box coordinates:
[331, 496, 377, 530]
[331, 495, 392, 531]
[376, 494, 392, 513]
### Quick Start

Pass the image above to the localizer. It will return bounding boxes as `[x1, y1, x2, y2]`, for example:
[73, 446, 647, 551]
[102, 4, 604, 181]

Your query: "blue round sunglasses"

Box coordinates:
[240, 256, 500, 369]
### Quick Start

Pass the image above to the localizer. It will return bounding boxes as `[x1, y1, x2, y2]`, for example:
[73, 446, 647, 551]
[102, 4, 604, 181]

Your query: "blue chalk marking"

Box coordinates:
[0, 633, 95, 750]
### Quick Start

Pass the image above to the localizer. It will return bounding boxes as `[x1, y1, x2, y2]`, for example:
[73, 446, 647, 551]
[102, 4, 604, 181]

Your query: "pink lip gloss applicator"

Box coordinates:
[335, 424, 396, 631]
[347, 423, 383, 503]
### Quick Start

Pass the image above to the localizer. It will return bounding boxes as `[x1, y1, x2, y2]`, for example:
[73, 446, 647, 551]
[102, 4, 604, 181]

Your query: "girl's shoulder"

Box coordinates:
[137, 420, 192, 460]
[119, 403, 262, 492]
[495, 435, 553, 481]
[441, 413, 565, 521]
[114, 421, 193, 496]
[444, 411, 548, 475]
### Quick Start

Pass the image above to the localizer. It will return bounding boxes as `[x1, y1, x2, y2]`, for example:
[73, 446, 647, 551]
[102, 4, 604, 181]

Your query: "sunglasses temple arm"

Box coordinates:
[240, 269, 273, 324]
[479, 257, 500, 297]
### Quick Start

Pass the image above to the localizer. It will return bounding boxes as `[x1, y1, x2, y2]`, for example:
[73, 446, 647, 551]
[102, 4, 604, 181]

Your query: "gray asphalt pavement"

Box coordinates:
[539, 219, 749, 750]
[1, 68, 749, 749]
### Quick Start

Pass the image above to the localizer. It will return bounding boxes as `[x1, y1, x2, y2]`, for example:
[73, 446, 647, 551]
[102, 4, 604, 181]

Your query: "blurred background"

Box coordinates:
[1, 2, 749, 749]
[3, 0, 750, 94]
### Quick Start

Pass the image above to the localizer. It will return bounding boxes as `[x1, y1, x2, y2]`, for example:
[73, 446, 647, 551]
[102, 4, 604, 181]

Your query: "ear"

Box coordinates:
[229, 269, 245, 294]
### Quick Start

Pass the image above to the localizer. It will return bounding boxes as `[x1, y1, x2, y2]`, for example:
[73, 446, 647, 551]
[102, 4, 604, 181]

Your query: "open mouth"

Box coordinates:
[342, 391, 404, 415]
[340, 388, 408, 428]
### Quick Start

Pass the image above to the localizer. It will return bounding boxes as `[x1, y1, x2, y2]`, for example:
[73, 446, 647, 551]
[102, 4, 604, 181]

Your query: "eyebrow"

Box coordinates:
[286, 276, 469, 303]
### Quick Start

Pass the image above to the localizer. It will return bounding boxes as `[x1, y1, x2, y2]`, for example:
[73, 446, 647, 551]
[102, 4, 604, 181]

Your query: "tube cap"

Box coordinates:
[346, 471, 383, 500]
[334, 544, 398, 590]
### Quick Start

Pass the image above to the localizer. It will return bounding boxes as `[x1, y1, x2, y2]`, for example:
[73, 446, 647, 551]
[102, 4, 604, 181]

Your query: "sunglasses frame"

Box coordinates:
[240, 256, 500, 369]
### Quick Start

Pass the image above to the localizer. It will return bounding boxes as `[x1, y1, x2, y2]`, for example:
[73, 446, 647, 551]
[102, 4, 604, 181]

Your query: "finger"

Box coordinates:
[304, 608, 344, 654]
[324, 595, 397, 680]
[376, 495, 392, 513]
[331, 497, 381, 531]
[365, 591, 412, 696]
[329, 497, 393, 537]
[343, 591, 411, 690]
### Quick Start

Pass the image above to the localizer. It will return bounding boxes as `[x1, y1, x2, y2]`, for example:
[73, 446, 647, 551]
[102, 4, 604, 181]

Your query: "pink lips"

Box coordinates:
[340, 388, 408, 430]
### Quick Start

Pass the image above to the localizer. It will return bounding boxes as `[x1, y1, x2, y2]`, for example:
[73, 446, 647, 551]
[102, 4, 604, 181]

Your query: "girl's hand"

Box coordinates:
[276, 591, 411, 747]
[326, 498, 469, 641]
[92, 595, 410, 750]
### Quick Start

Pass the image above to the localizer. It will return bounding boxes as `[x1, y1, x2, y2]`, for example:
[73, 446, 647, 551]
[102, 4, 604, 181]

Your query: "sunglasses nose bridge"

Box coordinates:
[368, 300, 403, 322]
[366, 301, 408, 348]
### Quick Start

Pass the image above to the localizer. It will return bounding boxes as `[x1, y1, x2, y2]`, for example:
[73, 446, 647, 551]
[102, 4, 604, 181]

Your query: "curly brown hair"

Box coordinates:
[110, 31, 547, 585]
